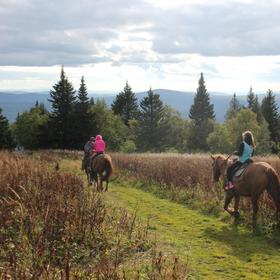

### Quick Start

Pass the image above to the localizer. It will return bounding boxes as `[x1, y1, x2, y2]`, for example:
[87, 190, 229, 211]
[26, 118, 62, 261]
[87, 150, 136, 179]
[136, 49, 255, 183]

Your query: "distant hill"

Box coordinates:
[0, 89, 273, 123]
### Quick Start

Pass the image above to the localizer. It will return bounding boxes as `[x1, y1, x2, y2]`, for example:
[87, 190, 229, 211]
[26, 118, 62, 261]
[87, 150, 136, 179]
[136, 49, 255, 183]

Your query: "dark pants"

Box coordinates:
[227, 161, 243, 182]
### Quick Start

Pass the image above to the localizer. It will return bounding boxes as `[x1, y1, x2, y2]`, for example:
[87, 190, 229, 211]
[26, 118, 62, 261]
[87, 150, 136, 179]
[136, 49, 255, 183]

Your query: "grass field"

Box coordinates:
[2, 150, 280, 279]
[60, 155, 280, 280]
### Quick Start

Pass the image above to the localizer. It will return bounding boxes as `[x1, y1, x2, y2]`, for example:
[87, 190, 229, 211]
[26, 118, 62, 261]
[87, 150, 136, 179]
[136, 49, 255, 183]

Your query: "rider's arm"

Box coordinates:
[233, 142, 244, 156]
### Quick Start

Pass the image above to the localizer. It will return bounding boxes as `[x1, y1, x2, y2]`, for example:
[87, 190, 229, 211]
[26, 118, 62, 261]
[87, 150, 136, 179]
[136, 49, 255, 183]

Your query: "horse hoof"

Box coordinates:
[233, 211, 240, 219]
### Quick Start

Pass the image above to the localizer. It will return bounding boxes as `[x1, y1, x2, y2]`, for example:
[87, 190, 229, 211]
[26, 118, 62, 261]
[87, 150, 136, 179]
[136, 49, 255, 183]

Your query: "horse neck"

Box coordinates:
[219, 159, 233, 178]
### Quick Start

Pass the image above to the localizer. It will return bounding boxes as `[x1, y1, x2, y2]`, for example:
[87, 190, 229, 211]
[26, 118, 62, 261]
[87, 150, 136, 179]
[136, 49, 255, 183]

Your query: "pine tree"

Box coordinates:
[73, 76, 97, 149]
[247, 86, 262, 122]
[187, 73, 215, 151]
[261, 89, 280, 145]
[90, 97, 95, 106]
[0, 108, 13, 149]
[247, 86, 255, 110]
[226, 93, 241, 120]
[189, 73, 215, 123]
[48, 66, 76, 148]
[138, 88, 164, 151]
[111, 81, 139, 126]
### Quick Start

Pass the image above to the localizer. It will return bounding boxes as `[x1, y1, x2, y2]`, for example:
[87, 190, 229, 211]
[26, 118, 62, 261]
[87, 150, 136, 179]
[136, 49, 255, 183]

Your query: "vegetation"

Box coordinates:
[111, 81, 139, 126]
[0, 151, 188, 279]
[261, 89, 280, 152]
[1, 68, 280, 155]
[0, 108, 14, 149]
[111, 152, 280, 228]
[137, 88, 165, 152]
[188, 72, 215, 151]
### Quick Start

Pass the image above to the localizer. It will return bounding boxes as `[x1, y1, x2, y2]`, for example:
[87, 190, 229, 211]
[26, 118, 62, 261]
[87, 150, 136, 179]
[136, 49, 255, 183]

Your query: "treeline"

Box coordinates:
[0, 68, 279, 154]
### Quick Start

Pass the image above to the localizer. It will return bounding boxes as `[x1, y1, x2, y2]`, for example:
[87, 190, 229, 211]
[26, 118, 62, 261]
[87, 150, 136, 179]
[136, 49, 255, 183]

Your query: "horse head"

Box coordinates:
[210, 154, 230, 182]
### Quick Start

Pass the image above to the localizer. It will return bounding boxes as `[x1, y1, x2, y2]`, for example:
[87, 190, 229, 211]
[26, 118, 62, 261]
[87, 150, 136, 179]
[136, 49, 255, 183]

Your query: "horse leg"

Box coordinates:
[100, 177, 104, 192]
[105, 178, 108, 192]
[92, 172, 98, 190]
[233, 195, 241, 220]
[224, 190, 235, 216]
[86, 169, 92, 186]
[251, 196, 259, 227]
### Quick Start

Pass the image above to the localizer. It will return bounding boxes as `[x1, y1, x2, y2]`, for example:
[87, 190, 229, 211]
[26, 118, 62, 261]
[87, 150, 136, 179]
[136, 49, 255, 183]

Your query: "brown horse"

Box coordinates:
[89, 154, 113, 192]
[211, 154, 280, 224]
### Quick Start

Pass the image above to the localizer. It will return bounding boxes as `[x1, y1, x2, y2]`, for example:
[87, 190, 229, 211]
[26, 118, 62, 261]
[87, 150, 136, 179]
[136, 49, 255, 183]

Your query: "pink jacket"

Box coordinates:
[94, 135, 106, 152]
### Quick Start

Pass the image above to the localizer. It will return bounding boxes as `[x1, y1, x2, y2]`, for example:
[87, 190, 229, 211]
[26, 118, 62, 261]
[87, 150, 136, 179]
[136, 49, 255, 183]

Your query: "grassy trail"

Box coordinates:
[105, 182, 280, 280]
[63, 160, 280, 280]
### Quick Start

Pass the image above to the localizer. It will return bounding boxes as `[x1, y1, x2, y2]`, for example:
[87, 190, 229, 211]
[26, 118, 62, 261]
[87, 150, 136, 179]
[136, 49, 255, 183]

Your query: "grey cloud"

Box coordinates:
[151, 2, 280, 56]
[1, 0, 280, 66]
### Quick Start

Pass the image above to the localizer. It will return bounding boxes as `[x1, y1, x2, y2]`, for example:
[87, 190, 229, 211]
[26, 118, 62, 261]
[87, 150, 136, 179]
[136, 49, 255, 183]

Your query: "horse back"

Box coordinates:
[92, 154, 113, 174]
[234, 161, 276, 195]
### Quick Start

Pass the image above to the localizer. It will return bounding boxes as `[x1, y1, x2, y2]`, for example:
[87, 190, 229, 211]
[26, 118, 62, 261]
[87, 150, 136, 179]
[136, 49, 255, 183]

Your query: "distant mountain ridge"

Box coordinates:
[0, 89, 275, 123]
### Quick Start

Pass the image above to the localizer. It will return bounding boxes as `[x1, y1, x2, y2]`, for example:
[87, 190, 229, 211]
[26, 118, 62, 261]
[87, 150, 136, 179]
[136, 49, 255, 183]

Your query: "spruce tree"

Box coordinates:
[138, 88, 164, 151]
[189, 73, 215, 123]
[247, 86, 255, 110]
[0, 108, 13, 149]
[247, 86, 262, 122]
[73, 76, 97, 149]
[111, 81, 139, 126]
[226, 93, 241, 120]
[261, 89, 280, 145]
[187, 73, 215, 151]
[48, 66, 76, 149]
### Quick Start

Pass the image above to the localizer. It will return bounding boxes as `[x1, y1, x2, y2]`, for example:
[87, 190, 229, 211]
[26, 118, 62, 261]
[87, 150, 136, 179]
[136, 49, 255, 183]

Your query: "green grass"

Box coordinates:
[62, 159, 280, 280]
[104, 182, 280, 280]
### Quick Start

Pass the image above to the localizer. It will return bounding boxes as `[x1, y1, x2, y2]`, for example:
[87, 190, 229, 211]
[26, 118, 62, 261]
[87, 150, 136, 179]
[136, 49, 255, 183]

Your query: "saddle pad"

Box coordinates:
[233, 162, 250, 177]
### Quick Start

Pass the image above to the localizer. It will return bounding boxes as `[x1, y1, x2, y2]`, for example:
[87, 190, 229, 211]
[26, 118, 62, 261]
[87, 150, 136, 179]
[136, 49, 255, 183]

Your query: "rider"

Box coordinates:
[81, 136, 95, 170]
[225, 130, 255, 189]
[91, 134, 106, 162]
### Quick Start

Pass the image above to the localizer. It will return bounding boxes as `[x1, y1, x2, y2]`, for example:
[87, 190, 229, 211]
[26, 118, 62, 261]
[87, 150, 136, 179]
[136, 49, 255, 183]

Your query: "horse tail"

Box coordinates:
[266, 167, 280, 212]
[102, 156, 113, 181]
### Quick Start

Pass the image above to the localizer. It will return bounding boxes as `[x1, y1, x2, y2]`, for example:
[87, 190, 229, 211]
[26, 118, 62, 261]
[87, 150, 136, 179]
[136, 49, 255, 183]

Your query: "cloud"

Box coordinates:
[1, 0, 280, 67]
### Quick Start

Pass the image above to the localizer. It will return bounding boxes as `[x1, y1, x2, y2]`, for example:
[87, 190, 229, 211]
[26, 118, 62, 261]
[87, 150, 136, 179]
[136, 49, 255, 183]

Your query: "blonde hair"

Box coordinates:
[242, 130, 255, 147]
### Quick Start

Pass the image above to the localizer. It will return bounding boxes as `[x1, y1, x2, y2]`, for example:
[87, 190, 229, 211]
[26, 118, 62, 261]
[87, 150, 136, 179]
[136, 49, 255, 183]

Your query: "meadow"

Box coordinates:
[0, 151, 188, 279]
[2, 150, 280, 279]
[111, 152, 280, 229]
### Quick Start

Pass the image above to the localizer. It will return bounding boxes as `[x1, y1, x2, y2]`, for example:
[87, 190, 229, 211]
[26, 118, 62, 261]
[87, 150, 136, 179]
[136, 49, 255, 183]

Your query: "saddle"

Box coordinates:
[232, 160, 252, 178]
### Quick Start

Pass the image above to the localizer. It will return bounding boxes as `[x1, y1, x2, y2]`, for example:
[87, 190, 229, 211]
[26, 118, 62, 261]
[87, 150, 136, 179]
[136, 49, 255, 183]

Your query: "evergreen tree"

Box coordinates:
[111, 81, 139, 126]
[72, 76, 97, 149]
[247, 86, 262, 122]
[261, 89, 280, 147]
[189, 73, 215, 123]
[226, 93, 241, 120]
[138, 88, 164, 151]
[48, 66, 76, 149]
[247, 86, 255, 110]
[90, 97, 95, 106]
[187, 73, 215, 151]
[0, 108, 14, 149]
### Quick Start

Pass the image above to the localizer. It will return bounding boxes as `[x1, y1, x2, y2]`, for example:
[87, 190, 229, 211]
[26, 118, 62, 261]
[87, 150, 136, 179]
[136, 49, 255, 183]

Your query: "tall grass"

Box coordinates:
[0, 151, 189, 279]
[112, 153, 280, 225]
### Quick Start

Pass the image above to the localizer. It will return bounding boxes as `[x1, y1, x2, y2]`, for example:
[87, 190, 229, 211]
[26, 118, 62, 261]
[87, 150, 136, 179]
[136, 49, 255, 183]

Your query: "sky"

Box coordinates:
[0, 0, 280, 94]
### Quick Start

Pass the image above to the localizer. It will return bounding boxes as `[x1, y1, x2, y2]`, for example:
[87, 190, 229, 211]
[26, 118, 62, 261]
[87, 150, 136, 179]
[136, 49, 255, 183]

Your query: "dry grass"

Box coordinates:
[0, 151, 189, 279]
[111, 152, 280, 224]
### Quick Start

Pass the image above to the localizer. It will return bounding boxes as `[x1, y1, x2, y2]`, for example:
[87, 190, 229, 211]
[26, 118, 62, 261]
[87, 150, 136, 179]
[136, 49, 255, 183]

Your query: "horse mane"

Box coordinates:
[212, 154, 227, 160]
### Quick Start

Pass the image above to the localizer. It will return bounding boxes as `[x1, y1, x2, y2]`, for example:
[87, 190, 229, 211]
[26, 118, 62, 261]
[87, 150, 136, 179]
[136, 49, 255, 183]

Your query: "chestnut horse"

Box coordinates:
[89, 154, 113, 192]
[211, 154, 280, 224]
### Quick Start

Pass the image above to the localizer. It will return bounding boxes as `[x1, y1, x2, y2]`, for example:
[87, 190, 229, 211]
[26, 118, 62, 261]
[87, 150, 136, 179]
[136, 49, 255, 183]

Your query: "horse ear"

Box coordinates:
[210, 154, 215, 161]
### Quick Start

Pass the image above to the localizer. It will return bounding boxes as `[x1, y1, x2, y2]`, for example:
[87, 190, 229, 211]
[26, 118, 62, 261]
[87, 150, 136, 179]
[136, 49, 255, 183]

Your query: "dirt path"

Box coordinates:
[104, 181, 280, 280]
